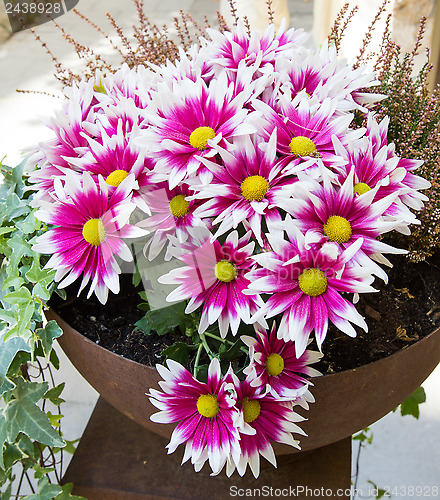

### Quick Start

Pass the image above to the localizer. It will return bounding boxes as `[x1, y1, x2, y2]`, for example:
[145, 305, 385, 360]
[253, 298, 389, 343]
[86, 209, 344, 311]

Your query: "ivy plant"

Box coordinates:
[0, 159, 83, 499]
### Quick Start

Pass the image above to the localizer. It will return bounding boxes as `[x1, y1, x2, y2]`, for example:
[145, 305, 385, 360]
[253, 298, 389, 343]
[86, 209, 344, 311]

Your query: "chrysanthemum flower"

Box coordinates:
[65, 121, 155, 214]
[224, 372, 305, 479]
[202, 21, 308, 80]
[159, 229, 265, 337]
[360, 114, 430, 218]
[138, 75, 257, 188]
[148, 358, 241, 474]
[253, 95, 360, 178]
[246, 220, 376, 355]
[140, 182, 207, 261]
[274, 42, 383, 113]
[288, 168, 406, 280]
[241, 322, 322, 404]
[191, 132, 309, 245]
[331, 119, 426, 235]
[32, 172, 147, 304]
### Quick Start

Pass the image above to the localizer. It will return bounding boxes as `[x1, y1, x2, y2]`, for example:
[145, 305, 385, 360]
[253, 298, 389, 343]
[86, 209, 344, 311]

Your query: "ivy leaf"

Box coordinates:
[44, 383, 65, 406]
[6, 235, 34, 269]
[136, 302, 191, 336]
[54, 482, 86, 500]
[25, 477, 62, 500]
[400, 387, 426, 419]
[4, 378, 65, 448]
[1, 193, 29, 222]
[0, 227, 14, 236]
[0, 334, 31, 396]
[26, 259, 55, 287]
[3, 286, 32, 307]
[16, 212, 38, 235]
[36, 321, 63, 360]
[2, 443, 23, 471]
[161, 342, 196, 364]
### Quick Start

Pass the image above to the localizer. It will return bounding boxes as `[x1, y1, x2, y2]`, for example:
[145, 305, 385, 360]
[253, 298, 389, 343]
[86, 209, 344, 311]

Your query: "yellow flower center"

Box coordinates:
[298, 268, 328, 297]
[197, 394, 219, 418]
[354, 182, 371, 196]
[169, 194, 189, 217]
[82, 218, 106, 246]
[289, 136, 317, 156]
[266, 353, 285, 377]
[242, 397, 261, 424]
[324, 215, 352, 244]
[106, 169, 129, 187]
[214, 261, 236, 283]
[189, 126, 216, 150]
[240, 175, 269, 202]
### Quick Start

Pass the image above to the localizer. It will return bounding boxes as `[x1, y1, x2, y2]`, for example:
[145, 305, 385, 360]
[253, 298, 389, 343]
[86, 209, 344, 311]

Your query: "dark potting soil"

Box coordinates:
[50, 252, 440, 375]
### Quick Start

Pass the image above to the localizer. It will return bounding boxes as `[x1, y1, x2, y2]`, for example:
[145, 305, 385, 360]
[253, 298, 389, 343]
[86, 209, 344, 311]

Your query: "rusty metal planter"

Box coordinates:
[46, 308, 440, 455]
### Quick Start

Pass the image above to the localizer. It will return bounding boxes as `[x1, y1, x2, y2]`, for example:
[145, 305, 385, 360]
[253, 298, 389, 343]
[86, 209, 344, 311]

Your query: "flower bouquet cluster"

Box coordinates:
[28, 18, 430, 478]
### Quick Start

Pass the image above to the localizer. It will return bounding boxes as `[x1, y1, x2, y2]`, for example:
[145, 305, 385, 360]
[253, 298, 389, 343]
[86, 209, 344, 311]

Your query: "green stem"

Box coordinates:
[193, 342, 203, 377]
[200, 332, 215, 359]
[203, 331, 226, 343]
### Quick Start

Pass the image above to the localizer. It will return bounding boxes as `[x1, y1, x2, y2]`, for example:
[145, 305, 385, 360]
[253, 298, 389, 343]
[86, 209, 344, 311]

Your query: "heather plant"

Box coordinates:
[331, 3, 440, 261]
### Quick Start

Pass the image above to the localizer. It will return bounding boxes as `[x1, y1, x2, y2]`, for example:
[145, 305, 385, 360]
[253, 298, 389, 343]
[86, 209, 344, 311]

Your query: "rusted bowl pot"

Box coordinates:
[47, 308, 440, 455]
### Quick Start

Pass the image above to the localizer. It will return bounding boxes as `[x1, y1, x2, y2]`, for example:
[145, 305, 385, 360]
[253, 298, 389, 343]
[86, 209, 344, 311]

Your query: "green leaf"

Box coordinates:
[25, 476, 62, 500]
[352, 427, 373, 444]
[44, 383, 65, 406]
[1, 193, 29, 222]
[3, 286, 32, 306]
[62, 439, 79, 455]
[161, 342, 196, 364]
[400, 386, 426, 419]
[4, 378, 65, 448]
[54, 482, 86, 500]
[0, 334, 31, 396]
[6, 235, 34, 269]
[26, 259, 55, 287]
[16, 212, 37, 235]
[36, 321, 63, 359]
[137, 302, 190, 336]
[0, 227, 14, 236]
[46, 412, 63, 428]
[2, 275, 24, 291]
[2, 443, 23, 471]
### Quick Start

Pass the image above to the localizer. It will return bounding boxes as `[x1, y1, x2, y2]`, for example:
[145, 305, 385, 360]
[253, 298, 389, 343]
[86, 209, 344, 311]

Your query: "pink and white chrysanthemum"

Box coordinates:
[274, 42, 383, 113]
[159, 229, 265, 337]
[253, 95, 360, 179]
[225, 372, 305, 479]
[28, 79, 99, 205]
[66, 121, 155, 214]
[32, 172, 147, 304]
[241, 322, 322, 404]
[332, 128, 422, 234]
[191, 132, 309, 246]
[140, 182, 207, 261]
[289, 169, 406, 281]
[138, 75, 257, 188]
[246, 220, 377, 355]
[361, 114, 430, 217]
[202, 21, 308, 80]
[148, 358, 241, 474]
